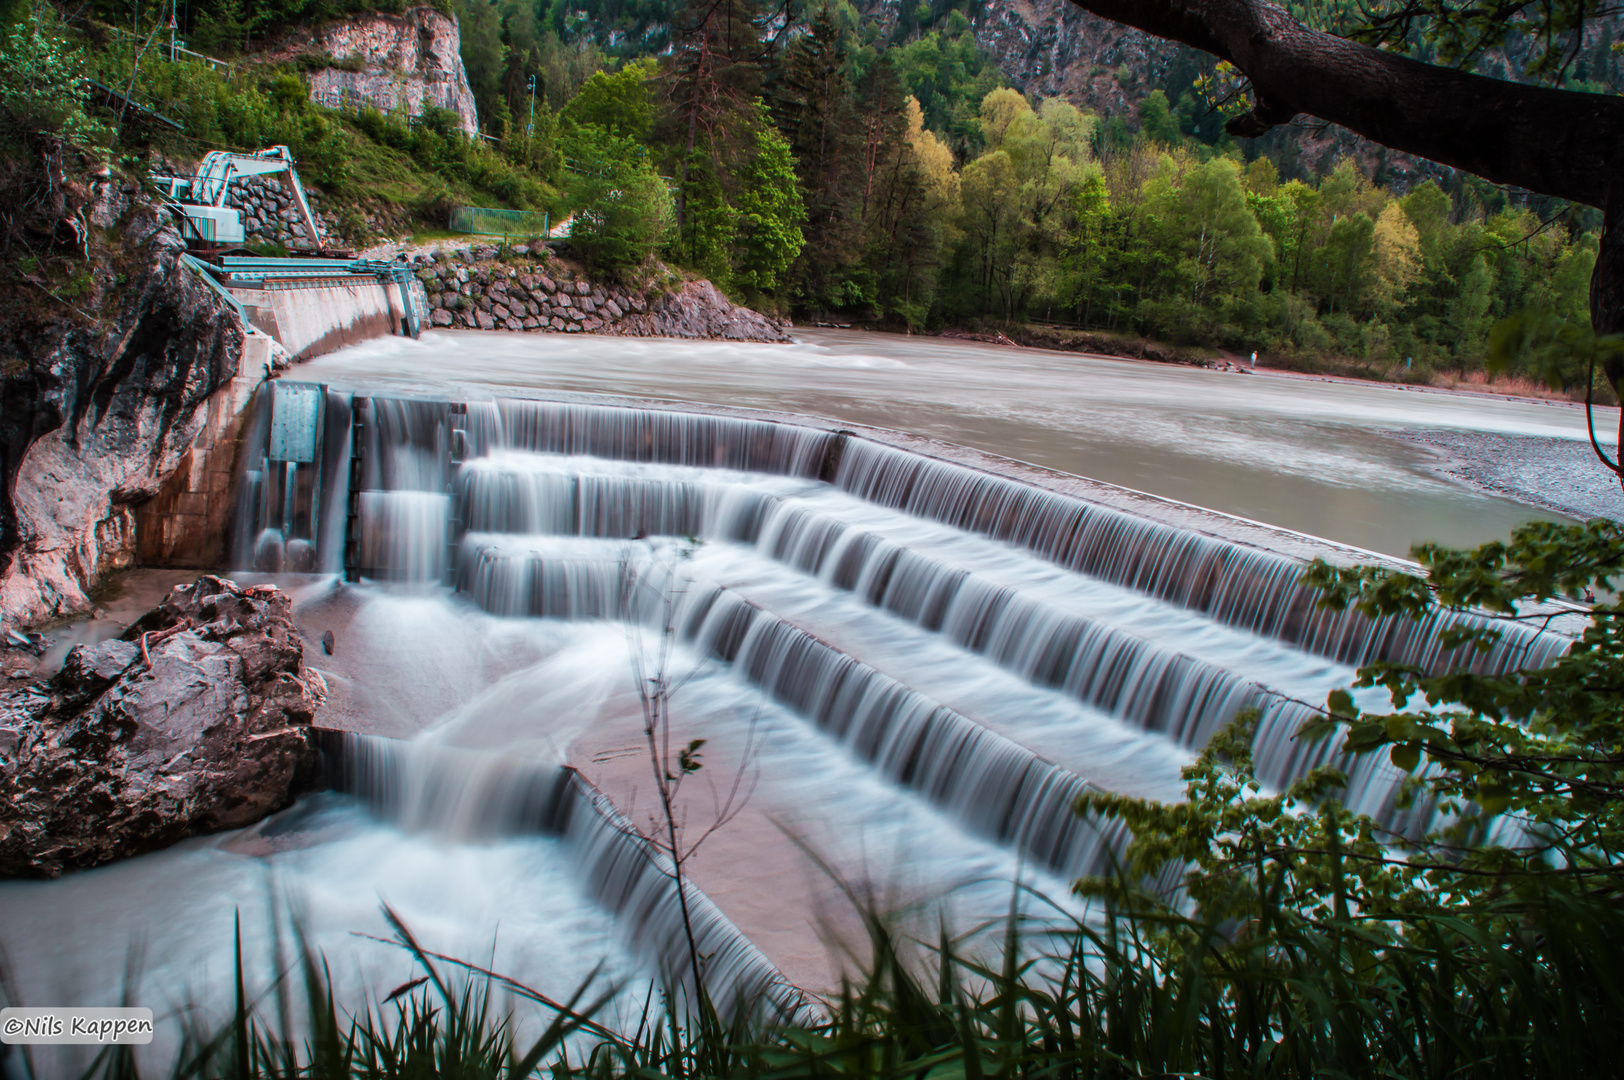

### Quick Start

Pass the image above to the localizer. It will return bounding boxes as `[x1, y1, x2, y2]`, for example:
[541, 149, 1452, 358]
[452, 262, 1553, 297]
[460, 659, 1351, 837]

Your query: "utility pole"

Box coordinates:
[526, 74, 536, 138]
[168, 0, 177, 61]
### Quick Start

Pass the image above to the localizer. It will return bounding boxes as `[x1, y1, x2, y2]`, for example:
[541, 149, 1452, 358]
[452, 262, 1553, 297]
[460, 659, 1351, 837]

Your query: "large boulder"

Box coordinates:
[0, 577, 323, 878]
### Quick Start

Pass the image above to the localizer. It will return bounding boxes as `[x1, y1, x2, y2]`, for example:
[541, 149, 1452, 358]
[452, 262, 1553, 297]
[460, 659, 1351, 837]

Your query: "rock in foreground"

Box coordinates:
[0, 577, 323, 878]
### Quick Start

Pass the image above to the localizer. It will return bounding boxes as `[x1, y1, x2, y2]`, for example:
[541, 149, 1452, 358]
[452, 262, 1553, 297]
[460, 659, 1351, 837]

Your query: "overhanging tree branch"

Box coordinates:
[1063, 0, 1624, 210]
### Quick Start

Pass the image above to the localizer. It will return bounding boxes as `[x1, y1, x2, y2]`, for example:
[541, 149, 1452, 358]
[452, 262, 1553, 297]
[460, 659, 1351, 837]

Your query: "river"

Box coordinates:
[301, 327, 1600, 557]
[1, 328, 1591, 1074]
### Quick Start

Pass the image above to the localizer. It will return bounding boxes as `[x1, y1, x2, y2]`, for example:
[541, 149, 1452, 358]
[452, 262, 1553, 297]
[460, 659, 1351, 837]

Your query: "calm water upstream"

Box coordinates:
[300, 327, 1589, 557]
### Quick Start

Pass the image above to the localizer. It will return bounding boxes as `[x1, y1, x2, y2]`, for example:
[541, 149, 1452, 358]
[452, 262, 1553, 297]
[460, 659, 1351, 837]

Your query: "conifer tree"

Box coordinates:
[774, 7, 863, 310]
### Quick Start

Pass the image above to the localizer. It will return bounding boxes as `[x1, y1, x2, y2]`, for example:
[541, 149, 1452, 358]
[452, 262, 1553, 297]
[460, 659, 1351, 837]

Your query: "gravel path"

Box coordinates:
[1384, 429, 1624, 522]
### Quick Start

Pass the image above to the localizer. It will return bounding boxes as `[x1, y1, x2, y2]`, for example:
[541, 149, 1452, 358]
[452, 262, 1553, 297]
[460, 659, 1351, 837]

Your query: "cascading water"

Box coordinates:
[310, 729, 816, 1023]
[344, 392, 1570, 845]
[10, 381, 1566, 1059]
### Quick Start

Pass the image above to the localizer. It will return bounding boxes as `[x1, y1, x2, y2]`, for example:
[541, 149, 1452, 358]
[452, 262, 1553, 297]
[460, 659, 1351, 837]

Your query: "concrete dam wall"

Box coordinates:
[230, 275, 420, 361]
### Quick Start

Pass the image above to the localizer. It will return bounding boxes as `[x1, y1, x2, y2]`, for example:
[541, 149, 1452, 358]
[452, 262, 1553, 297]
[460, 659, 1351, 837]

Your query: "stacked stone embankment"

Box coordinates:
[219, 174, 333, 248]
[416, 243, 791, 342]
[220, 177, 413, 249]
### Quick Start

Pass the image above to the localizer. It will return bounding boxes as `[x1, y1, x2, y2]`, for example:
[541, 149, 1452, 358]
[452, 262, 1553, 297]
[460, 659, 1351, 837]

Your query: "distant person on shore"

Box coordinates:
[1250, 351, 1257, 369]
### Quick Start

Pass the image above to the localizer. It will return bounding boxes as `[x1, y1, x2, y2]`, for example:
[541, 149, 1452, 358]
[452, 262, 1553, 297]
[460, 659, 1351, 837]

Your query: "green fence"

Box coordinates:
[448, 206, 551, 239]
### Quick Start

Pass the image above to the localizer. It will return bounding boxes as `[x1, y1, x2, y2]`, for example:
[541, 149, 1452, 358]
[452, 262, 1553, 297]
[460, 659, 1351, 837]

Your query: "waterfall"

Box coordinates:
[229, 383, 358, 575]
[239, 391, 1569, 1007]
[355, 490, 451, 582]
[449, 400, 1570, 674]
[828, 441, 1567, 677]
[455, 542, 1127, 877]
[464, 399, 838, 477]
[310, 728, 817, 1024]
[356, 398, 1572, 821]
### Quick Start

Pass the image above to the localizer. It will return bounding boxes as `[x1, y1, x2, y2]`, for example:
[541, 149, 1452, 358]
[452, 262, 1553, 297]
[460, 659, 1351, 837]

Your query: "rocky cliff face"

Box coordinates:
[0, 577, 321, 878]
[0, 170, 246, 631]
[419, 243, 793, 342]
[267, 7, 480, 137]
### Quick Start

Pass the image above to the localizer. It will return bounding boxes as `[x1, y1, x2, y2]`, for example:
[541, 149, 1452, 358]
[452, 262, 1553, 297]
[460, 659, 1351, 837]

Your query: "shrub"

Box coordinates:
[562, 124, 673, 273]
[0, 7, 110, 149]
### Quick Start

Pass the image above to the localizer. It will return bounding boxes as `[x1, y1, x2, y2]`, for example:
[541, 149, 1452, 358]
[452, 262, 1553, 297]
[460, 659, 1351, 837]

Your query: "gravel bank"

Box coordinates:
[1385, 429, 1624, 523]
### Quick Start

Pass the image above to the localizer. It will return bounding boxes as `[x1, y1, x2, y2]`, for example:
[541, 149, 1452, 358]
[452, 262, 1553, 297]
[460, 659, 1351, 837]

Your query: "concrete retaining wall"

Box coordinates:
[229, 277, 412, 362]
[135, 261, 423, 571]
[135, 335, 277, 567]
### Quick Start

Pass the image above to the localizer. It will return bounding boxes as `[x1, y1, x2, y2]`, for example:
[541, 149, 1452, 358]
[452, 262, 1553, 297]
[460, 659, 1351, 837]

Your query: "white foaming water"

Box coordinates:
[456, 451, 1352, 697]
[356, 491, 451, 582]
[0, 797, 652, 1077]
[10, 387, 1571, 1052]
[430, 403, 1562, 840]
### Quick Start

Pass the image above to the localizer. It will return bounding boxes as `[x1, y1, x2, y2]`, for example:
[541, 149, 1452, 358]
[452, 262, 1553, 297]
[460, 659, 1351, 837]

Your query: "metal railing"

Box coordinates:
[448, 205, 550, 239]
[103, 24, 231, 75]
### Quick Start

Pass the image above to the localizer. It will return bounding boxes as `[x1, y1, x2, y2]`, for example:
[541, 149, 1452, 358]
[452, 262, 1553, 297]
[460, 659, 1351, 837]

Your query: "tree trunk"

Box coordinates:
[1066, 0, 1624, 330]
[1591, 198, 1624, 478]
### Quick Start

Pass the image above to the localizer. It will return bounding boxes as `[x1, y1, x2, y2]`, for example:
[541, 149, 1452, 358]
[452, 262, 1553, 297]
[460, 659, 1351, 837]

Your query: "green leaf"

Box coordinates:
[1298, 717, 1338, 743]
[1326, 689, 1358, 718]
[1389, 742, 1421, 772]
[1476, 783, 1511, 814]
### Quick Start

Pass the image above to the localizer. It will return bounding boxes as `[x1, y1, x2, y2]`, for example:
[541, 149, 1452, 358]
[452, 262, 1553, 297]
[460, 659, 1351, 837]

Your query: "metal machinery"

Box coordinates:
[259, 381, 328, 571]
[156, 145, 329, 252]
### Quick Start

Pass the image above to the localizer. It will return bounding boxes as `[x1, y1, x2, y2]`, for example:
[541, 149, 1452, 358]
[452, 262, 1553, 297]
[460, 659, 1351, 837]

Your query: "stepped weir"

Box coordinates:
[234, 380, 1570, 1007]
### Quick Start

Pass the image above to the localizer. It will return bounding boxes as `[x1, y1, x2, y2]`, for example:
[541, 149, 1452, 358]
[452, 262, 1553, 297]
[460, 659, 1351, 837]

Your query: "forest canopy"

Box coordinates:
[9, 0, 1607, 388]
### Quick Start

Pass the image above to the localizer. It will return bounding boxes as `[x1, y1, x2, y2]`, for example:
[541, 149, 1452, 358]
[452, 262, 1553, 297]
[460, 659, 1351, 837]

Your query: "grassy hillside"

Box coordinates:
[67, 10, 560, 246]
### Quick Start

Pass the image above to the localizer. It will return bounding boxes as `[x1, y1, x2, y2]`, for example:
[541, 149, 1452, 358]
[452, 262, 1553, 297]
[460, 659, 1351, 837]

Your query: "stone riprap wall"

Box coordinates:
[220, 175, 334, 249]
[219, 178, 411, 250]
[419, 244, 791, 342]
[266, 7, 480, 136]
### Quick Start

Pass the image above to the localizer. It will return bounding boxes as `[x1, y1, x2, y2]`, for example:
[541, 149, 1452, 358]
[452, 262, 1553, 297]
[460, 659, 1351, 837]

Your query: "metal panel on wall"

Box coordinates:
[268, 382, 324, 463]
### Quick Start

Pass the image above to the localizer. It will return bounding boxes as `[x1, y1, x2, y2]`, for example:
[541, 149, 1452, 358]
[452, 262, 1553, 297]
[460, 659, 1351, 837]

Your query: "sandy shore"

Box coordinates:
[1384, 428, 1624, 523]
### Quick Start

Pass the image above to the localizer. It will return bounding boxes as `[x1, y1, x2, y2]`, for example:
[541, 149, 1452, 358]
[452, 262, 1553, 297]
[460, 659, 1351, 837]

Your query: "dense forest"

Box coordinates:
[8, 0, 1608, 385]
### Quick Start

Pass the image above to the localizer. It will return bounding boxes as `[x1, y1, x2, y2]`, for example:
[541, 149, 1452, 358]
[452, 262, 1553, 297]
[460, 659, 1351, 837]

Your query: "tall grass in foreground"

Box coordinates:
[13, 873, 1617, 1080]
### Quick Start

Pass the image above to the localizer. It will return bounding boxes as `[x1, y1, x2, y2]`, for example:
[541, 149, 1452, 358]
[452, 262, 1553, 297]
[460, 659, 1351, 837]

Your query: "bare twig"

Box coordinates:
[621, 546, 761, 1007]
[138, 618, 192, 667]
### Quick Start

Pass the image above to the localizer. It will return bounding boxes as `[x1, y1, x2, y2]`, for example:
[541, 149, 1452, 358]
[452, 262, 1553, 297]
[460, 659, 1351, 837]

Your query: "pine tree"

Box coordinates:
[660, 0, 769, 248]
[774, 6, 863, 311]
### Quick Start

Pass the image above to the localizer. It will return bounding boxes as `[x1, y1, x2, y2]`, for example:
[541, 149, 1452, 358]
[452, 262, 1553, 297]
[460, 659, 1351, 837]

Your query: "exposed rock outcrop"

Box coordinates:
[0, 577, 322, 878]
[417, 243, 792, 342]
[0, 166, 250, 630]
[267, 7, 480, 137]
